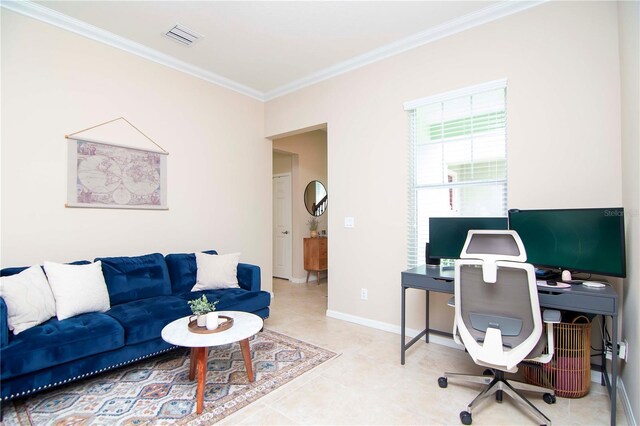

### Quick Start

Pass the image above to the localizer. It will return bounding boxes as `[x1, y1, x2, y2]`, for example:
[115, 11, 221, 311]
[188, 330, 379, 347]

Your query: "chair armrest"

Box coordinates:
[237, 263, 261, 292]
[447, 297, 464, 345]
[529, 310, 561, 365]
[543, 309, 561, 324]
[452, 318, 463, 346]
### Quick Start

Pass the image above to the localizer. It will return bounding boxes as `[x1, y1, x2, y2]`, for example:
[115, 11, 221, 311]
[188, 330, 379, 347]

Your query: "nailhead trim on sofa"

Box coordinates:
[2, 346, 177, 400]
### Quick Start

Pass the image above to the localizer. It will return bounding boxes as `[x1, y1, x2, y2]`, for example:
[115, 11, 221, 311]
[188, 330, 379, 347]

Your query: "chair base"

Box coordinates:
[439, 369, 555, 426]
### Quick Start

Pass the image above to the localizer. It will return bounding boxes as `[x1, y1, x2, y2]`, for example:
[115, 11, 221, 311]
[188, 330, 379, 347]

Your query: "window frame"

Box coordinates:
[405, 79, 508, 268]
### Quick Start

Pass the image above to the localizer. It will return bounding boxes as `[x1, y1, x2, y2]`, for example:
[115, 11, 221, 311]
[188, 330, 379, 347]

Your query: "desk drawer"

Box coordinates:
[538, 291, 616, 315]
[402, 275, 453, 293]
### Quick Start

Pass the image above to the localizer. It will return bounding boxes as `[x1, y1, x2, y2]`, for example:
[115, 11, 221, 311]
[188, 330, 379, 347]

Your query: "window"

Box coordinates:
[405, 80, 508, 268]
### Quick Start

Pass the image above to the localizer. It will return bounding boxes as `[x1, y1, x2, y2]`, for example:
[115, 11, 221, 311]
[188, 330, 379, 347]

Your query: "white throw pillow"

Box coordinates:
[0, 265, 57, 334]
[44, 261, 111, 320]
[192, 252, 241, 291]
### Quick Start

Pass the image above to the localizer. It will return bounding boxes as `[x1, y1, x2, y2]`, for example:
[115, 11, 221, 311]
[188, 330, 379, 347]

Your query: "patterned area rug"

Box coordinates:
[3, 329, 337, 425]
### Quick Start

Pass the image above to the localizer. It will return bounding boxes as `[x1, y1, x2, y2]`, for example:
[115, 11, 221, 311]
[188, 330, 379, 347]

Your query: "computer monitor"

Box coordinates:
[428, 217, 509, 259]
[508, 208, 626, 278]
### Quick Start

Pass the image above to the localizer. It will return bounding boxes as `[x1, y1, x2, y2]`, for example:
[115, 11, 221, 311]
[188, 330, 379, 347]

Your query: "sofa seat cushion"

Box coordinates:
[0, 313, 124, 380]
[105, 296, 191, 345]
[177, 288, 271, 314]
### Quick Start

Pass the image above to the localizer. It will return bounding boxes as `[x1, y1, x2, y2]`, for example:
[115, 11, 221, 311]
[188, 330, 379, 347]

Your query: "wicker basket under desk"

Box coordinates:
[523, 316, 592, 398]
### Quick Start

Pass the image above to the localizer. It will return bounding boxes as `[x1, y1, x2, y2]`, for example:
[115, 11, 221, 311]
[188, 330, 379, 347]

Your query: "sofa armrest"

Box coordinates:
[1, 298, 8, 347]
[237, 263, 261, 292]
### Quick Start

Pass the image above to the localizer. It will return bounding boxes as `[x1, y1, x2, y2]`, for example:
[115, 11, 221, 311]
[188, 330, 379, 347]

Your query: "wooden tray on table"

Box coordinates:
[187, 315, 234, 334]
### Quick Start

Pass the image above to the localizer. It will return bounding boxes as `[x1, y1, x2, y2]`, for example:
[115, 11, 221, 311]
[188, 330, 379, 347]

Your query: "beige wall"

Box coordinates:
[618, 0, 639, 422]
[0, 11, 273, 292]
[273, 151, 293, 175]
[273, 130, 328, 281]
[266, 1, 623, 335]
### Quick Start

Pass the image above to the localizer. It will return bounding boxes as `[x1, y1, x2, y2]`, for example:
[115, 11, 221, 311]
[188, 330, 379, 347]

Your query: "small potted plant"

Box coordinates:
[188, 295, 219, 327]
[307, 217, 319, 238]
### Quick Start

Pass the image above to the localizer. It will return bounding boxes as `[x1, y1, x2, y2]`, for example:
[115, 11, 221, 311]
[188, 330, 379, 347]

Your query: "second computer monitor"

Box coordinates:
[428, 217, 508, 260]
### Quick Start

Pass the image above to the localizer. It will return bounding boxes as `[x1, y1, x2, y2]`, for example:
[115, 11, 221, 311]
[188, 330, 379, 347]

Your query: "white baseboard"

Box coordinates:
[289, 276, 314, 284]
[618, 374, 637, 426]
[592, 369, 637, 426]
[287, 273, 326, 284]
[325, 309, 464, 351]
[325, 307, 634, 421]
[273, 275, 314, 284]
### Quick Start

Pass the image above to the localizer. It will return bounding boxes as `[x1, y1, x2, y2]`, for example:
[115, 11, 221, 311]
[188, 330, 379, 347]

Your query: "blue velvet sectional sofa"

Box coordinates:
[0, 250, 270, 403]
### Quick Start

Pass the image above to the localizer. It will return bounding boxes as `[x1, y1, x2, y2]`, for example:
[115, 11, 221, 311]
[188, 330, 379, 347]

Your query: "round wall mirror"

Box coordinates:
[304, 180, 327, 216]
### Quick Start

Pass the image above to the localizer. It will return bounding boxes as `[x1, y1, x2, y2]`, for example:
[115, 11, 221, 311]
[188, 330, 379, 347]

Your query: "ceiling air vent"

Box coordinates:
[163, 24, 203, 46]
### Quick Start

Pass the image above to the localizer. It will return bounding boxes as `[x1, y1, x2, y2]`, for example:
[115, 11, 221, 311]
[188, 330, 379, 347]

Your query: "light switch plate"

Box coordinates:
[344, 217, 355, 228]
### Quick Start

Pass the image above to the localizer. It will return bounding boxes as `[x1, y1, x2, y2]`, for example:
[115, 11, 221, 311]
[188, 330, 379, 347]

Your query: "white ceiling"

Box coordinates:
[10, 1, 541, 100]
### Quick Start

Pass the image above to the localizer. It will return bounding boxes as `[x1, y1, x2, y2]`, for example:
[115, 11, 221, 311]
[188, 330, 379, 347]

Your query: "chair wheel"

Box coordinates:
[543, 393, 556, 404]
[460, 411, 472, 425]
[482, 368, 493, 376]
[438, 377, 448, 388]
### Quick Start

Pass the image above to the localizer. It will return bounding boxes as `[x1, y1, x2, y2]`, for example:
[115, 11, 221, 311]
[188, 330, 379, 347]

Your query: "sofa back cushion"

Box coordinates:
[165, 250, 217, 294]
[96, 253, 171, 305]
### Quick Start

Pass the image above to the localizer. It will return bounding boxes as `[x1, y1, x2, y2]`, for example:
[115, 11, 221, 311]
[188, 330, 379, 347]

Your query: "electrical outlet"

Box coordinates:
[619, 340, 628, 361]
[360, 288, 368, 300]
[606, 341, 629, 361]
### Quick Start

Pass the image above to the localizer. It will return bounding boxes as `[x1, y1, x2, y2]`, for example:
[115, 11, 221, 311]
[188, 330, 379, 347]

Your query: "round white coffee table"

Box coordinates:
[161, 311, 264, 414]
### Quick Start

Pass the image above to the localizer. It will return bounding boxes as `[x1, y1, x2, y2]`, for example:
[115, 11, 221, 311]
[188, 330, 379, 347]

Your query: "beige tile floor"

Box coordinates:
[220, 278, 628, 425]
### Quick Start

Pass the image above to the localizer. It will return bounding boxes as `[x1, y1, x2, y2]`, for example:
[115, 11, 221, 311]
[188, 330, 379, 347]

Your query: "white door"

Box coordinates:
[273, 174, 292, 279]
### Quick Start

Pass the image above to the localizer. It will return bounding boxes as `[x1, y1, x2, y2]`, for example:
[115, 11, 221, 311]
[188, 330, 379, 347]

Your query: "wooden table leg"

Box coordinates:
[239, 338, 255, 382]
[189, 348, 197, 380]
[196, 347, 208, 414]
[306, 270, 311, 283]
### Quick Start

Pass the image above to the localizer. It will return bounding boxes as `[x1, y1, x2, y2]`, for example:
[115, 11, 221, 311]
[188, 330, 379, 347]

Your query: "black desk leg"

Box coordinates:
[610, 316, 617, 426]
[425, 290, 430, 343]
[401, 286, 406, 365]
[601, 315, 618, 426]
[601, 318, 606, 387]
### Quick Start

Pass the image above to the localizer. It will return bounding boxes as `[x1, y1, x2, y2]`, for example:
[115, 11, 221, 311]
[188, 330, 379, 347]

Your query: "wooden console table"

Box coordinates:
[304, 237, 327, 283]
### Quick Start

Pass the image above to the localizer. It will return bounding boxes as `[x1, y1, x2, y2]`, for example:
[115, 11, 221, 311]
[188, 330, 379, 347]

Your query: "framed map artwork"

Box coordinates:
[66, 138, 168, 210]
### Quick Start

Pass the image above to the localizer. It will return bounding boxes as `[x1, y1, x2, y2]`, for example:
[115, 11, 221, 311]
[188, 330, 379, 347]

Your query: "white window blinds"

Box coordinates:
[405, 79, 508, 268]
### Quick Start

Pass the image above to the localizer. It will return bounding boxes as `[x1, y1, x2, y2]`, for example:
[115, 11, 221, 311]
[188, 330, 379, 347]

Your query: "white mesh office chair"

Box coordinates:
[438, 230, 560, 426]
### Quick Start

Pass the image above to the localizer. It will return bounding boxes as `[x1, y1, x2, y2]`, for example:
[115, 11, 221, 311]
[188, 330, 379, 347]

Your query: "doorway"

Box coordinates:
[273, 173, 292, 279]
[271, 128, 328, 292]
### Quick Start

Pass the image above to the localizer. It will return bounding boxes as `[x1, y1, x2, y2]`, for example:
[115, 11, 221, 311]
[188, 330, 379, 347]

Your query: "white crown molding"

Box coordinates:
[0, 0, 265, 101]
[2, 0, 546, 103]
[263, 0, 547, 101]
